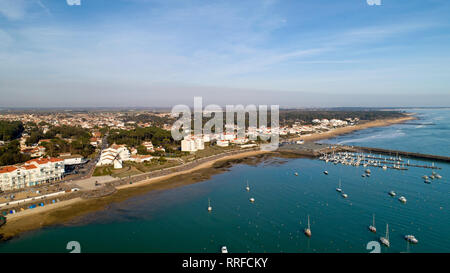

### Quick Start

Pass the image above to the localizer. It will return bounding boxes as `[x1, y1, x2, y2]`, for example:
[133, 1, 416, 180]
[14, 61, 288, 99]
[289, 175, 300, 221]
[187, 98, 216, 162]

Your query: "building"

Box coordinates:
[142, 141, 154, 152]
[216, 140, 229, 147]
[181, 135, 205, 152]
[0, 158, 65, 191]
[129, 154, 153, 163]
[96, 144, 131, 169]
[181, 138, 197, 152]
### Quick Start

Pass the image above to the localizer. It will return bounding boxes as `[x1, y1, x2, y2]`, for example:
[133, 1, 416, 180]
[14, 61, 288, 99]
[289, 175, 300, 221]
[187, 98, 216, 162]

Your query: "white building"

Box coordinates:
[129, 154, 153, 163]
[142, 141, 154, 152]
[216, 140, 229, 147]
[181, 135, 205, 152]
[97, 144, 131, 168]
[0, 158, 65, 191]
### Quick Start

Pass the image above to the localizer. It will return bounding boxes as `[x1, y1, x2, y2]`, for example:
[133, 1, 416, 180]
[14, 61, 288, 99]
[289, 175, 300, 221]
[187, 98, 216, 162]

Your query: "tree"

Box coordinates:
[0, 121, 24, 141]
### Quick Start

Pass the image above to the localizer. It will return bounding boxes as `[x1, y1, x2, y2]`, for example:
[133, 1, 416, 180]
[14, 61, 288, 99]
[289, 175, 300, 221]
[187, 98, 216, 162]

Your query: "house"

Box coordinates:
[90, 137, 99, 147]
[129, 154, 153, 163]
[216, 140, 229, 147]
[142, 141, 154, 152]
[31, 146, 46, 157]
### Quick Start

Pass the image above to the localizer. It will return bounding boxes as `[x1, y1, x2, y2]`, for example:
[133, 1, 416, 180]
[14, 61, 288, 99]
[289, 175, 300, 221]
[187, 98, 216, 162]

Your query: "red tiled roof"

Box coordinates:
[0, 166, 18, 173]
[23, 165, 37, 170]
[27, 157, 63, 165]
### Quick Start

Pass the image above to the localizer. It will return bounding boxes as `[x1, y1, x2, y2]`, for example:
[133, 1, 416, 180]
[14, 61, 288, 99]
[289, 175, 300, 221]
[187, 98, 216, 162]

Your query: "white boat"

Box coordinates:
[365, 169, 371, 174]
[341, 193, 348, 198]
[208, 198, 212, 212]
[324, 171, 328, 175]
[294, 172, 298, 176]
[304, 215, 312, 237]
[361, 174, 366, 177]
[379, 223, 390, 247]
[336, 180, 342, 193]
[221, 246, 228, 253]
[424, 179, 431, 184]
[404, 235, 418, 244]
[382, 165, 387, 170]
[398, 196, 407, 203]
[435, 174, 442, 179]
[369, 214, 377, 233]
[389, 191, 396, 197]
[249, 197, 255, 203]
[246, 181, 250, 191]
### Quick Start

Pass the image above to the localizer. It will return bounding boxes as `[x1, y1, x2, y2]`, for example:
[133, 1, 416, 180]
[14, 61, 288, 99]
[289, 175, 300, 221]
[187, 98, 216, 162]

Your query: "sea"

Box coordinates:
[1, 108, 449, 253]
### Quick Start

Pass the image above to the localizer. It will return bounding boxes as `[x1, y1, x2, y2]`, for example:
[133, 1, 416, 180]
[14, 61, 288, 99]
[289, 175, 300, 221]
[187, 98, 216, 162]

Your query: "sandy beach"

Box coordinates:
[293, 116, 416, 142]
[0, 116, 415, 240]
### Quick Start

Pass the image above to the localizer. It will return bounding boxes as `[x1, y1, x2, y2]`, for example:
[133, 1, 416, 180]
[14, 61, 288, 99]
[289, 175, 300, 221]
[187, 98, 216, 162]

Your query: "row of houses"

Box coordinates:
[181, 132, 253, 152]
[0, 158, 65, 191]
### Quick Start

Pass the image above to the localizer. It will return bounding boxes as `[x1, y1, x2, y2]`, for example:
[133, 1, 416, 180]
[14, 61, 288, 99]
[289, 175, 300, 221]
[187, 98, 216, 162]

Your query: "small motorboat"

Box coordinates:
[249, 197, 255, 203]
[404, 235, 418, 244]
[389, 191, 396, 197]
[294, 172, 298, 176]
[424, 179, 431, 184]
[221, 246, 228, 253]
[398, 196, 407, 203]
[324, 171, 328, 175]
[341, 193, 348, 198]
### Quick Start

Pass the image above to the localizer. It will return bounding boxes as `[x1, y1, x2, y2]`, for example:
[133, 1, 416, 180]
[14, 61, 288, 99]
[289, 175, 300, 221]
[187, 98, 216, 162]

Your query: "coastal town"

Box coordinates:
[0, 109, 411, 236]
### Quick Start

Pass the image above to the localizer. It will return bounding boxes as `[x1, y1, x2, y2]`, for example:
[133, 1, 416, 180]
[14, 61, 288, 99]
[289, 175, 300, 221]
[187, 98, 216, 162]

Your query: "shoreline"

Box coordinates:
[292, 116, 416, 142]
[0, 115, 415, 241]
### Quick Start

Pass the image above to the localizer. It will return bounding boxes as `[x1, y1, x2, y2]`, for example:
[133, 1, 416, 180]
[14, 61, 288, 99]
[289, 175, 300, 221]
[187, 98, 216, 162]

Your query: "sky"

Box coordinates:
[0, 0, 449, 108]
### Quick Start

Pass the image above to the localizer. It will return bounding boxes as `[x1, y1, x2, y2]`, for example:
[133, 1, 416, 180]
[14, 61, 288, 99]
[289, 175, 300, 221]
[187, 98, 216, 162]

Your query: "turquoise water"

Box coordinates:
[0, 109, 449, 253]
[318, 108, 450, 157]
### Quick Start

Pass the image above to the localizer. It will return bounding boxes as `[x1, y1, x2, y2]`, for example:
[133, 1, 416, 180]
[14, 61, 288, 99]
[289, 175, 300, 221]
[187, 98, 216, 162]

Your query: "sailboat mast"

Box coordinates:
[386, 224, 389, 240]
[373, 214, 375, 227]
[307, 215, 310, 229]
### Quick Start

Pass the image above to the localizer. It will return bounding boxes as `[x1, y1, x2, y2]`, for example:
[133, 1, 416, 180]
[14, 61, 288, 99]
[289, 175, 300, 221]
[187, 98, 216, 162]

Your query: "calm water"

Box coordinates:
[1, 109, 449, 253]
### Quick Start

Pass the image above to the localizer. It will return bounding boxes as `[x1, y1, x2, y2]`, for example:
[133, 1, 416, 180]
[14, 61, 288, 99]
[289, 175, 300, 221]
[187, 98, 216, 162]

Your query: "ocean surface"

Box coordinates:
[1, 109, 449, 253]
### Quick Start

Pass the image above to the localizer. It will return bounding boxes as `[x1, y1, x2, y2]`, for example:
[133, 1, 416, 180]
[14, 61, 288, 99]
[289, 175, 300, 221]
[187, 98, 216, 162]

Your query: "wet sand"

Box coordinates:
[0, 116, 415, 240]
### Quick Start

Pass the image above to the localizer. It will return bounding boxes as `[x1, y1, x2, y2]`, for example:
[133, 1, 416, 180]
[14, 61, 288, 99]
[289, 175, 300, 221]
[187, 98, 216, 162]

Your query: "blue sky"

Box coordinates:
[0, 0, 449, 107]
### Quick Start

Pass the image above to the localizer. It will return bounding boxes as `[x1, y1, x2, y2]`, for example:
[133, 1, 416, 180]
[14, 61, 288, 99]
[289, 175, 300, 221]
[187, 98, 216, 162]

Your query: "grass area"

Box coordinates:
[93, 159, 181, 178]
[93, 166, 113, 176]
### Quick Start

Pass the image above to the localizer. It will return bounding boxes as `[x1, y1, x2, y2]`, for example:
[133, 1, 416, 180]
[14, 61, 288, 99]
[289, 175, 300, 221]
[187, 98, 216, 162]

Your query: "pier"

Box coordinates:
[338, 145, 450, 164]
[278, 141, 449, 168]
